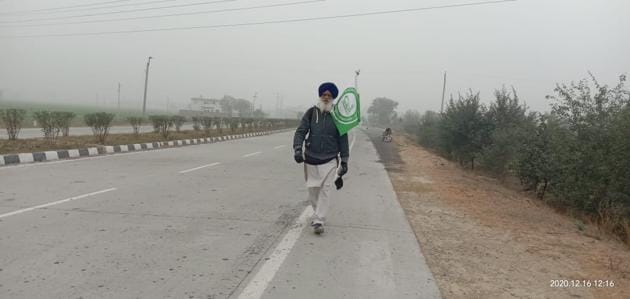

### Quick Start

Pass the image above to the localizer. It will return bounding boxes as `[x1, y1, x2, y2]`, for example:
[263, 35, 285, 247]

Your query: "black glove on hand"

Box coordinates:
[294, 149, 304, 163]
[338, 161, 348, 176]
[334, 176, 344, 190]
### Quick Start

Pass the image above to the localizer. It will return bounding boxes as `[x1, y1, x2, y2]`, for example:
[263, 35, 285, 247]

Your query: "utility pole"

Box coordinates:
[276, 93, 280, 118]
[355, 69, 365, 126]
[280, 95, 284, 119]
[142, 56, 153, 116]
[252, 92, 258, 116]
[117, 83, 121, 110]
[441, 71, 447, 114]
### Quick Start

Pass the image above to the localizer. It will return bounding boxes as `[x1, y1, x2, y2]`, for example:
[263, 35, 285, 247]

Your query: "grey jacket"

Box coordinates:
[293, 106, 350, 165]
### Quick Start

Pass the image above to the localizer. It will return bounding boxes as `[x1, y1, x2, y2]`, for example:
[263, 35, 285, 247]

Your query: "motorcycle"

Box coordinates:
[382, 134, 392, 143]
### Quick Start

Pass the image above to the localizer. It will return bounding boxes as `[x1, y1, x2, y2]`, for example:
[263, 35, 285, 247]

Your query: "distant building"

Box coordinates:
[179, 96, 225, 118]
[190, 96, 221, 113]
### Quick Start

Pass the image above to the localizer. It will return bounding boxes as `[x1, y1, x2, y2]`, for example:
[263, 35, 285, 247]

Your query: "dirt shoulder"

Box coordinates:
[365, 128, 629, 299]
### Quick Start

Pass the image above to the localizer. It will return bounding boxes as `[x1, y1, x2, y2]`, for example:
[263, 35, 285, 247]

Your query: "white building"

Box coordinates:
[189, 96, 222, 113]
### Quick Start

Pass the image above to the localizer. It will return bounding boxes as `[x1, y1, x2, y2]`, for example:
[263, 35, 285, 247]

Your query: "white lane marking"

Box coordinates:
[237, 206, 313, 299]
[178, 162, 221, 174]
[273, 145, 286, 150]
[239, 131, 355, 297]
[0, 188, 117, 219]
[243, 151, 262, 158]
[350, 133, 356, 152]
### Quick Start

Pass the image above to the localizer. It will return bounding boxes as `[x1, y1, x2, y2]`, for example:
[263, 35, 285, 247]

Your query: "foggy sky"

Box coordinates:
[1, 0, 629, 115]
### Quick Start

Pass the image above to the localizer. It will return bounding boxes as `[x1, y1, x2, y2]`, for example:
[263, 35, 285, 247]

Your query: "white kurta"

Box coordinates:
[304, 159, 337, 187]
[303, 159, 339, 225]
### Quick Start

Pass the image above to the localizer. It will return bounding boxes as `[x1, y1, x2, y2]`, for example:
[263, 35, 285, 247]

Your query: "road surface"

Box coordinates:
[0, 130, 440, 298]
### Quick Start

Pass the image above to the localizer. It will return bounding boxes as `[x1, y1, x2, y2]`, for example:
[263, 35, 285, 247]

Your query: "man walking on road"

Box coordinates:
[293, 82, 350, 234]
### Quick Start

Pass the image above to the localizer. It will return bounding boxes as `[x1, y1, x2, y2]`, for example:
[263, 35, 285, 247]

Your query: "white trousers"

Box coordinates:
[304, 159, 338, 225]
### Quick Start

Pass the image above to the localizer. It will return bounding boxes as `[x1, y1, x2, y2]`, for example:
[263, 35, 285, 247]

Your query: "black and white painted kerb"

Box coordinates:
[0, 130, 289, 167]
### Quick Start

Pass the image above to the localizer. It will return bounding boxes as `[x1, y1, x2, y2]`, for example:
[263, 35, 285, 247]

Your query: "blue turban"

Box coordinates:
[318, 82, 339, 99]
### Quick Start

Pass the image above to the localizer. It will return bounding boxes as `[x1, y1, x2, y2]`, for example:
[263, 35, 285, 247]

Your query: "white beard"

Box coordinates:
[317, 100, 333, 112]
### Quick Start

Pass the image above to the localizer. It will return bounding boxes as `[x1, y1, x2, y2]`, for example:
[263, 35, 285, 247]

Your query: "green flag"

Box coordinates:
[331, 87, 361, 136]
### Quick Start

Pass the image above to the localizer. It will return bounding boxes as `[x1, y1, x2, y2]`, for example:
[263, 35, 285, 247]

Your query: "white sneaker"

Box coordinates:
[312, 223, 324, 234]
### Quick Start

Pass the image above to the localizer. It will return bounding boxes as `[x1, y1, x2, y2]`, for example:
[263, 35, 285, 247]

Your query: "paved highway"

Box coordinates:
[0, 130, 440, 299]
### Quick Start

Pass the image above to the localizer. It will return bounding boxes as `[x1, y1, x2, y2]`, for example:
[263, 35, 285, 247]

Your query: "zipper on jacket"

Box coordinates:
[319, 111, 326, 153]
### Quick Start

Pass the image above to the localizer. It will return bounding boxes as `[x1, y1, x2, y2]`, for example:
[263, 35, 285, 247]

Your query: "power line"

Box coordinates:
[2, 0, 324, 28]
[0, 0, 133, 15]
[50, 0, 177, 14]
[0, 0, 237, 24]
[1, 0, 517, 38]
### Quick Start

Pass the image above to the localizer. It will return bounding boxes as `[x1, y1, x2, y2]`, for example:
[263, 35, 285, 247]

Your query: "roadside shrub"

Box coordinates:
[249, 118, 256, 130]
[239, 118, 248, 131]
[33, 111, 76, 140]
[0, 108, 26, 140]
[404, 74, 630, 244]
[171, 115, 186, 132]
[216, 118, 224, 134]
[33, 111, 60, 142]
[228, 118, 239, 132]
[192, 117, 201, 131]
[84, 112, 115, 143]
[54, 111, 76, 137]
[401, 110, 421, 136]
[127, 116, 144, 135]
[477, 88, 533, 177]
[200, 117, 213, 134]
[149, 115, 173, 139]
[544, 75, 629, 215]
[440, 92, 491, 169]
[514, 114, 566, 199]
[417, 111, 442, 151]
[241, 118, 253, 132]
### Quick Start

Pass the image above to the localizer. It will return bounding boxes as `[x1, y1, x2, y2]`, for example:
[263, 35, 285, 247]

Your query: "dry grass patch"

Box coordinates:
[388, 134, 630, 299]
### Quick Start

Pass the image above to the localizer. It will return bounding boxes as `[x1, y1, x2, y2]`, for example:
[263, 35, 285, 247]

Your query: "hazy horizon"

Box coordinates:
[1, 0, 629, 115]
